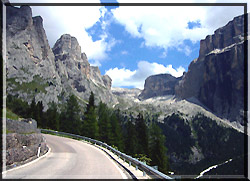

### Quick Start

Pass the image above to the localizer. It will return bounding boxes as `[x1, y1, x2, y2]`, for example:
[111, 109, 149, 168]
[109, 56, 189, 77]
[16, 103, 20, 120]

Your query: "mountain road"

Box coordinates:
[3, 134, 129, 179]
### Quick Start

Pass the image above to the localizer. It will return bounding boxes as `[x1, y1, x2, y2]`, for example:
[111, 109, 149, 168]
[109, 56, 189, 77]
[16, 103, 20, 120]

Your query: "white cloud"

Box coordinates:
[159, 51, 167, 58]
[121, 50, 128, 55]
[177, 45, 192, 56]
[112, 0, 245, 55]
[105, 61, 185, 89]
[9, 0, 115, 66]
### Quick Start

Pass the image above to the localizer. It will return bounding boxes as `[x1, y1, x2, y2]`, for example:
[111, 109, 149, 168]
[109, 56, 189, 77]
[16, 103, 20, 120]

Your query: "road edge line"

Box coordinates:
[98, 146, 137, 180]
[82, 140, 137, 180]
[99, 147, 128, 179]
[2, 146, 51, 176]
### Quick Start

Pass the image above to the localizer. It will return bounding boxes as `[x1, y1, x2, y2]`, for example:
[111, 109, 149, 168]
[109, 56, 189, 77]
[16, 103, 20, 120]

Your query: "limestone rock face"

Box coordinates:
[52, 34, 116, 104]
[6, 118, 39, 134]
[6, 119, 48, 169]
[199, 14, 245, 59]
[102, 75, 112, 89]
[139, 74, 181, 100]
[6, 6, 63, 110]
[6, 5, 116, 109]
[175, 13, 248, 125]
[198, 43, 245, 124]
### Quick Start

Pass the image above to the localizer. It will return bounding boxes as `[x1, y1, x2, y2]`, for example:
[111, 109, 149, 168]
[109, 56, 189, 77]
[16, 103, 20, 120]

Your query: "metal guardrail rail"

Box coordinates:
[41, 129, 173, 179]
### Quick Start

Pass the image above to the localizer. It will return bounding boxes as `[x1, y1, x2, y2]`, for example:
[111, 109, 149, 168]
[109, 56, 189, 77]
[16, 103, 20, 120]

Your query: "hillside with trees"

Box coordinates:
[6, 92, 170, 174]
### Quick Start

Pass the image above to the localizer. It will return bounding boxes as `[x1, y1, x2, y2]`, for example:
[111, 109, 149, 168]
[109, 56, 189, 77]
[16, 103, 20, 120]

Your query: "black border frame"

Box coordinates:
[2, 2, 248, 179]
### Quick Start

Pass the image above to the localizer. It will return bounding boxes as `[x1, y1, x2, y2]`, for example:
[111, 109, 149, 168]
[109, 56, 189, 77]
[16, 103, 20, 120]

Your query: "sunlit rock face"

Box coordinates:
[175, 13, 248, 125]
[6, 6, 63, 110]
[52, 34, 116, 104]
[6, 5, 116, 109]
[139, 74, 181, 100]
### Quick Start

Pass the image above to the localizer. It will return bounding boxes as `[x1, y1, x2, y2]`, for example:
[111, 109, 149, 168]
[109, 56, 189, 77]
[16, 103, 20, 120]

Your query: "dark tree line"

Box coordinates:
[7, 93, 169, 174]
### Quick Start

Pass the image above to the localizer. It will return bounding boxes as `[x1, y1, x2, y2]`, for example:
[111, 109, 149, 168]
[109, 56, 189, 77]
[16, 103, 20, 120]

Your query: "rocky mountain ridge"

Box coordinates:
[138, 73, 182, 100]
[112, 13, 248, 132]
[6, 5, 247, 133]
[6, 5, 116, 110]
[5, 5, 246, 176]
[175, 13, 248, 126]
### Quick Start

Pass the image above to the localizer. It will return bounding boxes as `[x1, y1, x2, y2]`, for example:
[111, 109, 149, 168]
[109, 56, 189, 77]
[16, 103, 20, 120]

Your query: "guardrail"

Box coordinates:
[41, 129, 173, 179]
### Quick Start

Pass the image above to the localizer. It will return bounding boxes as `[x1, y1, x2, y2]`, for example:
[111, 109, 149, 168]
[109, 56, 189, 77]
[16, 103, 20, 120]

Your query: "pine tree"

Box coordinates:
[59, 107, 67, 132]
[46, 102, 59, 130]
[35, 101, 44, 128]
[86, 91, 95, 112]
[135, 113, 149, 155]
[83, 106, 99, 139]
[149, 123, 169, 173]
[66, 95, 81, 134]
[125, 120, 138, 156]
[83, 92, 99, 139]
[110, 111, 124, 151]
[29, 98, 36, 120]
[98, 102, 112, 143]
[59, 95, 81, 134]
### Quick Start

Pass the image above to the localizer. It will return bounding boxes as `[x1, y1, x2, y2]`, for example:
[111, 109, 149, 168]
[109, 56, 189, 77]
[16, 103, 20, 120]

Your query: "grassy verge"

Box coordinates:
[6, 108, 19, 120]
[7, 75, 47, 94]
[41, 129, 83, 141]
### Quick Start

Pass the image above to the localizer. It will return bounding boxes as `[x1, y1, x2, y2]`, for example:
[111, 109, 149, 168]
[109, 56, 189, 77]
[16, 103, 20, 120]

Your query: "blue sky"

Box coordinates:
[9, 0, 246, 89]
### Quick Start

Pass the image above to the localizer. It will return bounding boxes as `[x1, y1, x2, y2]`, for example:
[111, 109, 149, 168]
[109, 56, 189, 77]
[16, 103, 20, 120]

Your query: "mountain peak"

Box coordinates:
[139, 73, 181, 100]
[52, 34, 82, 60]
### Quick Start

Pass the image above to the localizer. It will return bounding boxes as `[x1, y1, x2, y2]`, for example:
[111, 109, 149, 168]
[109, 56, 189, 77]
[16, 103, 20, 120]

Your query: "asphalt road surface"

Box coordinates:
[3, 134, 128, 179]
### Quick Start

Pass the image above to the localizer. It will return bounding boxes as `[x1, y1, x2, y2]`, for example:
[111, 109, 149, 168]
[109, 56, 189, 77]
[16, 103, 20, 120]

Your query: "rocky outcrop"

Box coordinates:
[6, 5, 62, 110]
[6, 119, 48, 169]
[199, 14, 245, 59]
[53, 34, 116, 104]
[6, 6, 116, 109]
[175, 13, 248, 125]
[102, 75, 112, 89]
[7, 118, 39, 134]
[139, 74, 181, 100]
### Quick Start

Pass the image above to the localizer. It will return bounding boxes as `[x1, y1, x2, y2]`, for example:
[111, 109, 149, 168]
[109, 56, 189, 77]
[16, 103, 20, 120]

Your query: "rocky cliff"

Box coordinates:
[175, 13, 248, 125]
[133, 13, 247, 127]
[6, 5, 116, 109]
[52, 34, 116, 104]
[138, 74, 182, 100]
[6, 6, 62, 110]
[6, 118, 48, 169]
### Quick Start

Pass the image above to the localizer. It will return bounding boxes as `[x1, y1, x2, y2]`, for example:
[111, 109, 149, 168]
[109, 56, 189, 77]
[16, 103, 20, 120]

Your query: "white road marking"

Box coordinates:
[37, 147, 41, 157]
[82, 141, 128, 179]
[2, 146, 51, 177]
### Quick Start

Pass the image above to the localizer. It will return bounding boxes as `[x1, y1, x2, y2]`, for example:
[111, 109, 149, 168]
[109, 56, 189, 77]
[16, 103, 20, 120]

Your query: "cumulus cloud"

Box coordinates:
[121, 50, 128, 55]
[9, 0, 115, 66]
[105, 61, 185, 89]
[9, 0, 248, 67]
[112, 0, 245, 55]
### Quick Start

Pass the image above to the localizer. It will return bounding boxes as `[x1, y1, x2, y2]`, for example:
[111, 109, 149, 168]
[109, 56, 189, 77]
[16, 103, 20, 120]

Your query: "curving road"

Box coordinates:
[3, 134, 129, 179]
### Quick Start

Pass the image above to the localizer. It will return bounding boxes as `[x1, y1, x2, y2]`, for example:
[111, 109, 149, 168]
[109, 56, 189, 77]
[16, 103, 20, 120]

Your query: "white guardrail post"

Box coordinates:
[40, 129, 173, 179]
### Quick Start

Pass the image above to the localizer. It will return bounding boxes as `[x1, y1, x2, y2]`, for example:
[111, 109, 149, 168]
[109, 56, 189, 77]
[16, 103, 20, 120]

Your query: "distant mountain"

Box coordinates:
[6, 5, 117, 110]
[138, 73, 182, 100]
[135, 13, 247, 128]
[175, 13, 248, 126]
[5, 5, 246, 178]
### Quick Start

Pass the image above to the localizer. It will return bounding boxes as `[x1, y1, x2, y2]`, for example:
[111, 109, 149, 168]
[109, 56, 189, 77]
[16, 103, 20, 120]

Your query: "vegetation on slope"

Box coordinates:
[7, 92, 245, 177]
[158, 113, 245, 176]
[6, 93, 170, 174]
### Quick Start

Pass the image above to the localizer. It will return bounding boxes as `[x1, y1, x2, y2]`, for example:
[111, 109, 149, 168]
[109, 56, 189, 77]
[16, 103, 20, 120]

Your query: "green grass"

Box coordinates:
[5, 129, 36, 135]
[7, 75, 47, 94]
[6, 108, 19, 120]
[41, 129, 82, 141]
[6, 128, 14, 134]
